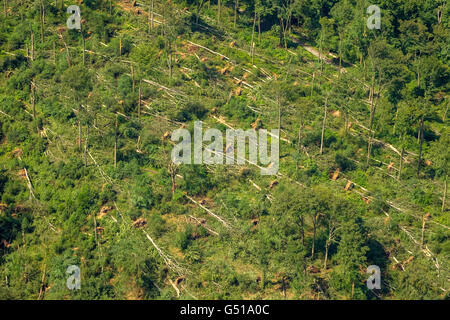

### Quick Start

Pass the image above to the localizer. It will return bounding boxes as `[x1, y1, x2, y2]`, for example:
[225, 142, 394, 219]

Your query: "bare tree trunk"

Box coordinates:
[299, 217, 305, 246]
[131, 65, 135, 92]
[78, 114, 82, 151]
[114, 115, 118, 168]
[417, 117, 424, 177]
[324, 230, 331, 269]
[443, 175, 447, 212]
[82, 33, 86, 66]
[53, 41, 56, 64]
[217, 0, 221, 25]
[31, 80, 36, 119]
[168, 40, 173, 79]
[421, 214, 427, 248]
[30, 26, 35, 61]
[367, 75, 377, 165]
[84, 125, 89, 167]
[40, 2, 45, 43]
[234, 0, 239, 28]
[320, 97, 328, 155]
[251, 10, 256, 65]
[258, 14, 261, 43]
[398, 147, 404, 181]
[195, 0, 205, 24]
[150, 0, 154, 32]
[138, 80, 142, 118]
[338, 32, 342, 76]
[297, 115, 303, 153]
[443, 103, 448, 122]
[319, 30, 323, 73]
[311, 213, 318, 258]
[277, 92, 281, 133]
[37, 264, 46, 300]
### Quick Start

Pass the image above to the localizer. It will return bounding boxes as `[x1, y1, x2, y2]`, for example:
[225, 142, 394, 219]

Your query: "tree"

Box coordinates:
[430, 128, 450, 211]
[331, 217, 368, 299]
[330, 0, 354, 73]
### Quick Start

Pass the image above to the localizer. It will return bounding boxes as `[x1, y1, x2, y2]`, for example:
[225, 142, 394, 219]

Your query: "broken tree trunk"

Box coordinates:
[185, 195, 232, 230]
[23, 168, 36, 200]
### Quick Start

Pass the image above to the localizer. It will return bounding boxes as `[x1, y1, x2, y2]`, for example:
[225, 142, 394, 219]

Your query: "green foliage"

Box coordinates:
[0, 0, 447, 301]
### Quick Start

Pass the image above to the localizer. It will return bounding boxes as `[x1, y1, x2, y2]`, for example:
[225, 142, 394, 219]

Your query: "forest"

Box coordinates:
[0, 0, 448, 300]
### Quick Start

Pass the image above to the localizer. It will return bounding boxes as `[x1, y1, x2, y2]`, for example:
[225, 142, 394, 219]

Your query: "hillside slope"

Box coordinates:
[0, 0, 448, 300]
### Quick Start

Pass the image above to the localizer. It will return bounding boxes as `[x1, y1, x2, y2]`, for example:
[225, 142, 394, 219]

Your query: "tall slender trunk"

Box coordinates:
[420, 214, 427, 248]
[319, 30, 323, 73]
[84, 125, 89, 167]
[114, 115, 118, 168]
[311, 214, 318, 258]
[324, 228, 332, 270]
[131, 65, 135, 92]
[442, 175, 447, 212]
[299, 217, 305, 246]
[258, 14, 261, 43]
[443, 103, 448, 122]
[138, 80, 142, 118]
[277, 93, 281, 132]
[82, 32, 86, 66]
[150, 0, 154, 32]
[30, 26, 35, 61]
[168, 40, 173, 78]
[217, 0, 221, 25]
[234, 0, 239, 28]
[53, 41, 56, 64]
[40, 2, 45, 43]
[279, 17, 283, 47]
[251, 10, 256, 65]
[320, 98, 328, 155]
[398, 146, 404, 181]
[31, 81, 36, 119]
[367, 75, 376, 165]
[338, 32, 342, 77]
[417, 117, 424, 177]
[297, 115, 303, 153]
[78, 113, 82, 151]
[195, 0, 204, 24]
